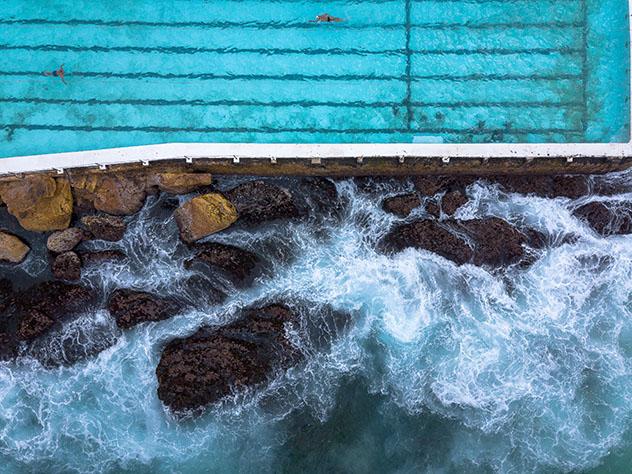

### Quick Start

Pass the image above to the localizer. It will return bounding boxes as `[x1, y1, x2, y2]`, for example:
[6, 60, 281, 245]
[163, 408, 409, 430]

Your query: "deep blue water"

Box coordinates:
[0, 0, 630, 157]
[1, 174, 632, 473]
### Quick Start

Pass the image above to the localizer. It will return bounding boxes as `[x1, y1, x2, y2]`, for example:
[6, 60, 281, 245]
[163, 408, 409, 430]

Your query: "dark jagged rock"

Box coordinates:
[493, 175, 589, 199]
[80, 215, 127, 241]
[459, 218, 542, 267]
[413, 176, 476, 196]
[46, 227, 87, 254]
[79, 250, 127, 267]
[180, 275, 226, 307]
[52, 251, 81, 281]
[156, 303, 300, 412]
[380, 219, 473, 265]
[16, 282, 94, 341]
[107, 289, 182, 329]
[0, 279, 17, 361]
[382, 193, 421, 217]
[225, 181, 301, 225]
[573, 201, 632, 236]
[441, 190, 468, 216]
[186, 242, 260, 283]
[425, 200, 441, 218]
[299, 178, 341, 215]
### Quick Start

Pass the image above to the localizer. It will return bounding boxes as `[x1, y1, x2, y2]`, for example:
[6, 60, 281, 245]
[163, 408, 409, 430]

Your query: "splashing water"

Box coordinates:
[1, 174, 632, 473]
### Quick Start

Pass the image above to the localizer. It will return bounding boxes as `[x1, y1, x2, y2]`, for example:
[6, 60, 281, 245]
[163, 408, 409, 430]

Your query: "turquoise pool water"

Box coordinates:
[0, 0, 630, 156]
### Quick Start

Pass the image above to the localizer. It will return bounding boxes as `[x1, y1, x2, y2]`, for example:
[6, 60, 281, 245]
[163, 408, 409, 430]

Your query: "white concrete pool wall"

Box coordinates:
[1, 5, 631, 176]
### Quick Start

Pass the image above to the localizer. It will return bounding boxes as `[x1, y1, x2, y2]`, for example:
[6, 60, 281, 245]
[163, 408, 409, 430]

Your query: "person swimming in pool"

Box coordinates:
[43, 64, 66, 84]
[312, 13, 343, 22]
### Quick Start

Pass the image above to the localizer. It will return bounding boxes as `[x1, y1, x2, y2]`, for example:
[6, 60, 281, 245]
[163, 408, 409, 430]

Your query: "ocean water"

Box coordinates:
[1, 174, 632, 473]
[0, 0, 630, 157]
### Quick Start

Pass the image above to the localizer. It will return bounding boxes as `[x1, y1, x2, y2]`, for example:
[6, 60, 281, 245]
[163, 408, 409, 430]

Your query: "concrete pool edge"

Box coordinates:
[1, 142, 632, 177]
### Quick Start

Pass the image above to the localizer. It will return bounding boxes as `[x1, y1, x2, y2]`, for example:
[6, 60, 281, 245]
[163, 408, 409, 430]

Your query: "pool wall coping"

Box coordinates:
[1, 5, 631, 177]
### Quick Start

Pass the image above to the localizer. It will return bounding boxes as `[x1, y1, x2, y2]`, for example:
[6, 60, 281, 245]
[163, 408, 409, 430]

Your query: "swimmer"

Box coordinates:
[311, 13, 343, 22]
[43, 64, 66, 84]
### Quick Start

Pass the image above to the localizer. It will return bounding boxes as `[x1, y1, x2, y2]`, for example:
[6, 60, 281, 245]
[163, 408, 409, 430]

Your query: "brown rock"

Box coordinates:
[174, 193, 238, 243]
[0, 231, 29, 263]
[107, 289, 182, 329]
[573, 201, 632, 236]
[72, 174, 146, 215]
[0, 176, 72, 231]
[80, 215, 126, 241]
[156, 303, 300, 411]
[380, 219, 473, 265]
[52, 251, 81, 281]
[47, 227, 86, 253]
[225, 181, 301, 225]
[425, 200, 441, 218]
[413, 176, 476, 196]
[16, 281, 94, 340]
[382, 193, 421, 217]
[79, 250, 127, 267]
[186, 242, 260, 282]
[441, 190, 469, 215]
[149, 172, 213, 194]
[493, 175, 589, 199]
[459, 218, 533, 267]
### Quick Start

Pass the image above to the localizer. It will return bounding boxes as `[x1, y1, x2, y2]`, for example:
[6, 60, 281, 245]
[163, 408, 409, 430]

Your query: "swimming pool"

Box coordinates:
[0, 0, 629, 158]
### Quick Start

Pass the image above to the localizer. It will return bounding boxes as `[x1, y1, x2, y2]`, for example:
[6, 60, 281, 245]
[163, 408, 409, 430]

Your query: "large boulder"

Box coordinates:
[156, 303, 300, 412]
[149, 172, 213, 194]
[573, 201, 632, 236]
[52, 251, 81, 281]
[107, 289, 182, 329]
[47, 227, 87, 253]
[72, 174, 147, 215]
[79, 250, 127, 267]
[380, 219, 473, 265]
[80, 214, 126, 241]
[441, 190, 468, 216]
[0, 176, 72, 231]
[299, 178, 341, 215]
[225, 181, 301, 225]
[382, 193, 421, 217]
[174, 193, 238, 243]
[15, 281, 94, 340]
[0, 231, 30, 263]
[186, 242, 260, 283]
[493, 175, 589, 199]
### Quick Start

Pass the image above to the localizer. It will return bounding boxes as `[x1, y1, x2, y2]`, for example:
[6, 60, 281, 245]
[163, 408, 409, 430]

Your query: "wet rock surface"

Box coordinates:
[174, 193, 238, 243]
[78, 250, 127, 267]
[52, 251, 82, 281]
[15, 281, 95, 341]
[107, 289, 182, 329]
[186, 242, 261, 283]
[225, 181, 301, 225]
[80, 215, 127, 242]
[47, 227, 87, 253]
[574, 201, 632, 236]
[441, 190, 468, 216]
[0, 231, 30, 263]
[0, 279, 17, 361]
[156, 303, 300, 412]
[380, 219, 473, 265]
[299, 178, 341, 215]
[382, 193, 421, 217]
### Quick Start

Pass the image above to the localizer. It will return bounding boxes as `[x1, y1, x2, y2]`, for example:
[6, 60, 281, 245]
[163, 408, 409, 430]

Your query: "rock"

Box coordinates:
[47, 227, 86, 253]
[573, 201, 632, 236]
[79, 250, 127, 267]
[382, 193, 421, 217]
[380, 219, 472, 265]
[174, 193, 238, 243]
[493, 175, 589, 199]
[0, 231, 29, 263]
[156, 303, 300, 412]
[425, 200, 441, 218]
[413, 176, 476, 197]
[459, 218, 537, 267]
[300, 178, 341, 214]
[225, 181, 301, 225]
[107, 289, 182, 329]
[0, 279, 17, 361]
[72, 174, 147, 215]
[0, 176, 72, 231]
[80, 215, 126, 241]
[16, 281, 94, 340]
[186, 242, 260, 283]
[52, 251, 82, 281]
[180, 275, 226, 307]
[149, 172, 213, 194]
[441, 190, 468, 215]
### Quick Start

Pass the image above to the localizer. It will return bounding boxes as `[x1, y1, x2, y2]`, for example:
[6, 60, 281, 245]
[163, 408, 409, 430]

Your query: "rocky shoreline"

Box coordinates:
[0, 170, 630, 413]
